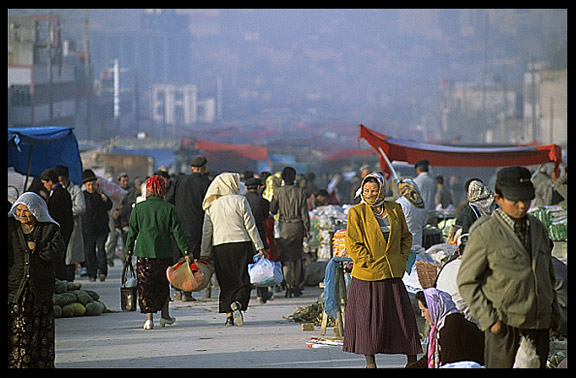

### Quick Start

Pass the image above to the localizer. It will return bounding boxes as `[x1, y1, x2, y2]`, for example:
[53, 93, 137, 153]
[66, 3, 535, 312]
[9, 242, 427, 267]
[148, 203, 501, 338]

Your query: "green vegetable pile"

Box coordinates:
[284, 300, 335, 327]
[53, 280, 111, 318]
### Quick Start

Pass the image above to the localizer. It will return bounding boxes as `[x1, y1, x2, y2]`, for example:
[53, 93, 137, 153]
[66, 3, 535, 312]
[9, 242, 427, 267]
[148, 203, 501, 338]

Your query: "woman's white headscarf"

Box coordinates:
[202, 172, 241, 211]
[468, 180, 496, 217]
[8, 192, 59, 226]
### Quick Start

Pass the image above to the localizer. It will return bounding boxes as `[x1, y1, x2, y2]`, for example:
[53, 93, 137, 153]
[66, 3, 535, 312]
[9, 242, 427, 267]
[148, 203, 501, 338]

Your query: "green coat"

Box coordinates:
[457, 210, 561, 332]
[125, 197, 189, 259]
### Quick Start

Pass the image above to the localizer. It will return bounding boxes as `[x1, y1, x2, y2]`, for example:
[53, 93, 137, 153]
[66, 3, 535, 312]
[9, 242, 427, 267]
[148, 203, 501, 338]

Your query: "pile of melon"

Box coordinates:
[53, 280, 110, 318]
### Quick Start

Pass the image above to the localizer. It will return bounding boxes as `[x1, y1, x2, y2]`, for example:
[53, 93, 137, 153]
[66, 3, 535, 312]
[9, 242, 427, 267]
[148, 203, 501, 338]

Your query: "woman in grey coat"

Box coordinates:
[270, 167, 310, 297]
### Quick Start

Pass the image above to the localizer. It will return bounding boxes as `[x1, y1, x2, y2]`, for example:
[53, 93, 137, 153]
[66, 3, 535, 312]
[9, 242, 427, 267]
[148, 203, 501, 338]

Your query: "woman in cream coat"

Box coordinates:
[343, 172, 422, 368]
[200, 172, 265, 326]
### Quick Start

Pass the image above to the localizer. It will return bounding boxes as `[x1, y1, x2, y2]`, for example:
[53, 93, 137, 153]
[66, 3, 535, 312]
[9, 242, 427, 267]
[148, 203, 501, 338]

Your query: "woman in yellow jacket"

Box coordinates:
[343, 172, 422, 368]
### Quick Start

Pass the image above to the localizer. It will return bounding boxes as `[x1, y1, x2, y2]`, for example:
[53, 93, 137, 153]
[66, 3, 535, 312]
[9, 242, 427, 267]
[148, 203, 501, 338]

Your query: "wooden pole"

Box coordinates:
[23, 145, 34, 191]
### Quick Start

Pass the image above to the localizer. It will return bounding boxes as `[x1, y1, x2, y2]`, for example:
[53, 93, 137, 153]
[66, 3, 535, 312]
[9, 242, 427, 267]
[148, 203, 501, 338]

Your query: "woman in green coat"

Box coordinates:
[125, 175, 190, 330]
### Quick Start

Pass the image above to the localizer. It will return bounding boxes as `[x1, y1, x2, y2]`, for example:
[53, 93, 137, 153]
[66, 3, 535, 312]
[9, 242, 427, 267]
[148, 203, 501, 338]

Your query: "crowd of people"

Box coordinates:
[7, 155, 567, 368]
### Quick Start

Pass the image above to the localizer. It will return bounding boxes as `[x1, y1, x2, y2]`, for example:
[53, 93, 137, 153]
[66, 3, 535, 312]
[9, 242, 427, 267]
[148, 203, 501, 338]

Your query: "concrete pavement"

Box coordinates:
[54, 258, 412, 369]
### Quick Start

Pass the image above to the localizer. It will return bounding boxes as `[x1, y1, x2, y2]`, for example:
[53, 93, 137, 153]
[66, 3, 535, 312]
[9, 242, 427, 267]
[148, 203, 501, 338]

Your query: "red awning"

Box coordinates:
[359, 124, 562, 177]
[195, 139, 268, 161]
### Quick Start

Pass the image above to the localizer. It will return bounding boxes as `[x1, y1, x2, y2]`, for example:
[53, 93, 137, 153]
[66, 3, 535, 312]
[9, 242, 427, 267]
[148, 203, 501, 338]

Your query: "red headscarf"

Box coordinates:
[146, 175, 166, 199]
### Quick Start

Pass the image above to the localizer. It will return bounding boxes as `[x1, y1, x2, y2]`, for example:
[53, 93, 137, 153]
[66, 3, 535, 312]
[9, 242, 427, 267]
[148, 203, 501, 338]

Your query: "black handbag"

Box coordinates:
[120, 260, 138, 312]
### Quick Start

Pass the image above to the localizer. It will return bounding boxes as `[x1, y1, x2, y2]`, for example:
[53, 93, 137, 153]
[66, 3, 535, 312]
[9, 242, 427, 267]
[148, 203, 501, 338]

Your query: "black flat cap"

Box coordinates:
[190, 156, 207, 167]
[496, 166, 535, 201]
[55, 165, 69, 178]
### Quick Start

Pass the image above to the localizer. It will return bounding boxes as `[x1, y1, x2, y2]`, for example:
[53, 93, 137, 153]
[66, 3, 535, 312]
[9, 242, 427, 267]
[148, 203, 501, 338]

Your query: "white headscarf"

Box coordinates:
[8, 192, 59, 226]
[468, 180, 496, 217]
[202, 172, 241, 211]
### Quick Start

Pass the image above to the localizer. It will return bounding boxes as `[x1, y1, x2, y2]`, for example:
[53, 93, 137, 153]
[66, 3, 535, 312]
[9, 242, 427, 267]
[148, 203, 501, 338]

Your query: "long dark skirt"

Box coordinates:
[7, 284, 55, 368]
[213, 241, 253, 313]
[136, 257, 172, 314]
[343, 277, 422, 356]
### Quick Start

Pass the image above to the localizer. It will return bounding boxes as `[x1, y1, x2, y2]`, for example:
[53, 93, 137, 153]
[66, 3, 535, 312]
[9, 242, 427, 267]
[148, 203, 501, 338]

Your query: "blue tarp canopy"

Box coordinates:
[8, 126, 83, 186]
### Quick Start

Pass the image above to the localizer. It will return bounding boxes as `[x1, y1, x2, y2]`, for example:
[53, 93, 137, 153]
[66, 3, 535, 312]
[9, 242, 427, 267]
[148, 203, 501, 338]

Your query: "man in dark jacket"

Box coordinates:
[245, 177, 274, 303]
[270, 166, 310, 298]
[41, 168, 74, 281]
[81, 169, 113, 282]
[165, 156, 211, 301]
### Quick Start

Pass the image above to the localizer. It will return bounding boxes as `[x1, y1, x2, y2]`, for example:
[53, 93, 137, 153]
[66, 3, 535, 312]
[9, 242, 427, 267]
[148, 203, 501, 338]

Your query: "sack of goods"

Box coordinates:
[167, 257, 213, 292]
[249, 254, 283, 287]
[120, 261, 138, 312]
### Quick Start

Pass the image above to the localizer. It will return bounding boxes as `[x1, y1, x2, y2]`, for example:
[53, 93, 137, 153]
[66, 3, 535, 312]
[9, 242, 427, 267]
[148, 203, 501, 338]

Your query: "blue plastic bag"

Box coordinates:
[248, 254, 283, 287]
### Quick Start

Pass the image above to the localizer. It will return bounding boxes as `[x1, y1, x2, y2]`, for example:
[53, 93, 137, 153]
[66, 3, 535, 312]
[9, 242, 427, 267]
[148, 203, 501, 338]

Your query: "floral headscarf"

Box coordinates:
[398, 178, 425, 209]
[468, 180, 496, 217]
[423, 288, 460, 368]
[8, 192, 59, 226]
[202, 172, 241, 211]
[146, 175, 166, 199]
[360, 172, 386, 208]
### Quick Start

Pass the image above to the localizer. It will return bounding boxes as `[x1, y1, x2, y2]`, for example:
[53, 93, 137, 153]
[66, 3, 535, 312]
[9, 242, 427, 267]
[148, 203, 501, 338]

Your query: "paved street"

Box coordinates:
[54, 258, 411, 369]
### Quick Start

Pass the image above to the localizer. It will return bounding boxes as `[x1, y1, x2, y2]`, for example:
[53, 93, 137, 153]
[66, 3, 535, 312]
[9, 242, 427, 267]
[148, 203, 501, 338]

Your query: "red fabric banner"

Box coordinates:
[359, 124, 562, 177]
[195, 139, 268, 161]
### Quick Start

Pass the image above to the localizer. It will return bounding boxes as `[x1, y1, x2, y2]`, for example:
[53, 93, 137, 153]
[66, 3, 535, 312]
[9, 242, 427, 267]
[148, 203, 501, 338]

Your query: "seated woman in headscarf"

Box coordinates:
[8, 192, 66, 368]
[455, 179, 497, 234]
[125, 175, 190, 330]
[406, 288, 485, 368]
[200, 172, 266, 327]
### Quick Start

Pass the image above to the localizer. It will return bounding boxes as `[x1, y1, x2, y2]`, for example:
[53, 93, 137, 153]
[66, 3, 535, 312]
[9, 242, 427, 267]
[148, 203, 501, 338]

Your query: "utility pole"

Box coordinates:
[530, 57, 538, 142]
[482, 11, 489, 117]
[47, 11, 54, 124]
[503, 64, 508, 142]
[114, 58, 120, 120]
[217, 76, 222, 121]
[83, 9, 92, 139]
[549, 96, 554, 144]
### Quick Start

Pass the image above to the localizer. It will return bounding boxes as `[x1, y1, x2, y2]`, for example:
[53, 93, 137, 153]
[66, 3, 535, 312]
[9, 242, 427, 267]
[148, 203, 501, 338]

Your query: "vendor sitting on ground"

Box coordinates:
[406, 288, 485, 369]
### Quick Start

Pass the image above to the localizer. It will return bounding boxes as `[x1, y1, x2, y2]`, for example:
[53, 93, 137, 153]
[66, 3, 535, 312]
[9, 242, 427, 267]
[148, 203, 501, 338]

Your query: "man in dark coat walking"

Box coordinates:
[165, 156, 211, 301]
[245, 177, 274, 303]
[81, 169, 113, 282]
[41, 168, 74, 281]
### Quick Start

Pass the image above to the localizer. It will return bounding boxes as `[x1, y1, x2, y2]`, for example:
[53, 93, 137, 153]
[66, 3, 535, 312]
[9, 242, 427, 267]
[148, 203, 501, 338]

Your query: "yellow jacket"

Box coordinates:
[345, 201, 412, 281]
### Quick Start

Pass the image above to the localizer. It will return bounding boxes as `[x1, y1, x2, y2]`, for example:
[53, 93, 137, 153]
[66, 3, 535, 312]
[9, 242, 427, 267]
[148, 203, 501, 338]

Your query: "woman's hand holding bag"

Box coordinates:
[166, 254, 212, 292]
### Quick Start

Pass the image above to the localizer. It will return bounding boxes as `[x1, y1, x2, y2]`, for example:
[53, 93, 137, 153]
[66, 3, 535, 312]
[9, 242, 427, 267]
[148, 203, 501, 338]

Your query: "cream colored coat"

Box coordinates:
[200, 173, 265, 257]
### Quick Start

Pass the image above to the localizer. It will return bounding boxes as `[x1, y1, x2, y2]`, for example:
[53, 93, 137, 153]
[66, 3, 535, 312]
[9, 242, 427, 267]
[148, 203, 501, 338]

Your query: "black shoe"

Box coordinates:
[181, 292, 196, 302]
[284, 288, 292, 298]
[225, 316, 234, 327]
[293, 288, 302, 297]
